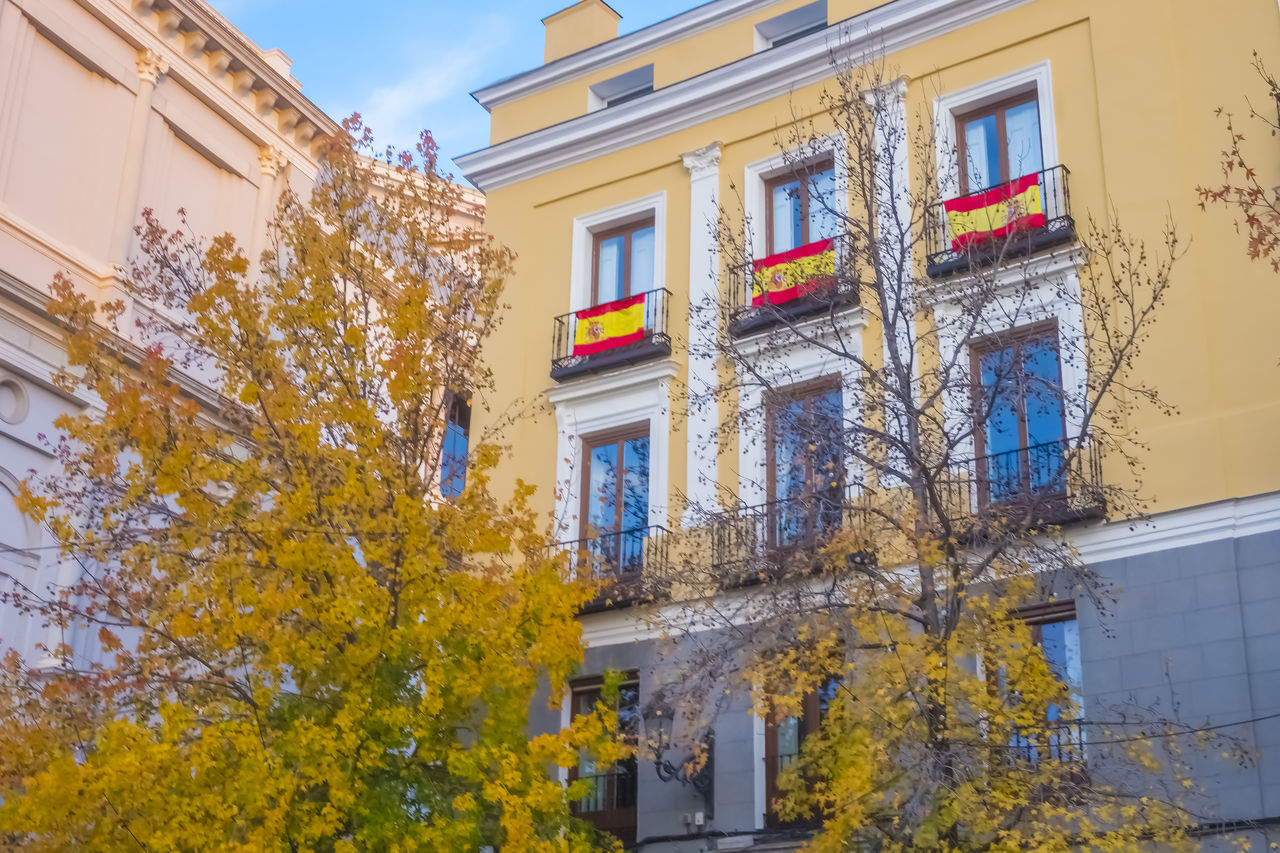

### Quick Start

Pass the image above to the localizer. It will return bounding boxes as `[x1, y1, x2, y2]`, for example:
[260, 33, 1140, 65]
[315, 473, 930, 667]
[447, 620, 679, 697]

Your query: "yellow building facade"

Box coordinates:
[459, 0, 1280, 847]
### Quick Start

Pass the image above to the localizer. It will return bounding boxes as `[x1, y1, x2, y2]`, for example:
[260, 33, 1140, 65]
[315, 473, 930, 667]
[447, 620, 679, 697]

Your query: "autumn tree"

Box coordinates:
[644, 56, 1242, 851]
[0, 121, 622, 852]
[1198, 52, 1280, 272]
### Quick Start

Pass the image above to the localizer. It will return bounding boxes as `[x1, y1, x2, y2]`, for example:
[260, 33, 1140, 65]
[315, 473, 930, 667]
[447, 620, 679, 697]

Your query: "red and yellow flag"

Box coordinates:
[573, 292, 647, 356]
[944, 172, 1044, 252]
[751, 238, 836, 306]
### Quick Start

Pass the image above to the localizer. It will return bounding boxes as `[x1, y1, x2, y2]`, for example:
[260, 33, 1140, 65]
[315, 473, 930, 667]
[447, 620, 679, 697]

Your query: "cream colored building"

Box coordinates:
[0, 0, 476, 666]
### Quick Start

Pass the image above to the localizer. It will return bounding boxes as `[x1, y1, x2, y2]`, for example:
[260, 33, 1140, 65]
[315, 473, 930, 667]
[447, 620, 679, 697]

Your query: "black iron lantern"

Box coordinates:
[642, 698, 715, 819]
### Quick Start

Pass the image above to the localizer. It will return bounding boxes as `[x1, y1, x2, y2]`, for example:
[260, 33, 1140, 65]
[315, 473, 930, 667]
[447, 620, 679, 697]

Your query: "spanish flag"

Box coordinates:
[573, 292, 647, 356]
[751, 238, 836, 306]
[944, 173, 1045, 252]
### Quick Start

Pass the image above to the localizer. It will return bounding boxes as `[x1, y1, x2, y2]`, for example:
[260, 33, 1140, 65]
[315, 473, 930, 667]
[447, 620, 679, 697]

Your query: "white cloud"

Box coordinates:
[359, 13, 513, 154]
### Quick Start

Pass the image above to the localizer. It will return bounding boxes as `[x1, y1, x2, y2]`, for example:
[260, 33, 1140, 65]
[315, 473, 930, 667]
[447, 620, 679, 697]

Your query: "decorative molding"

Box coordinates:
[681, 141, 723, 177]
[472, 0, 780, 110]
[546, 359, 678, 542]
[578, 490, 1280, 649]
[135, 47, 168, 84]
[567, 191, 667, 314]
[257, 145, 287, 178]
[1073, 491, 1280, 566]
[682, 141, 723, 523]
[456, 0, 1037, 191]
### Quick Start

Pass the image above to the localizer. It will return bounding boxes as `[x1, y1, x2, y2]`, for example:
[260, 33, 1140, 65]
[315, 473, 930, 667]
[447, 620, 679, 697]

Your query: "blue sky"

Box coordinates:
[211, 1, 698, 182]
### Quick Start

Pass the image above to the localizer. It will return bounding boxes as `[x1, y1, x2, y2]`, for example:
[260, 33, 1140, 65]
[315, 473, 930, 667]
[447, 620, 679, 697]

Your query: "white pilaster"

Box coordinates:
[681, 142, 723, 525]
[109, 48, 168, 270]
[248, 146, 286, 272]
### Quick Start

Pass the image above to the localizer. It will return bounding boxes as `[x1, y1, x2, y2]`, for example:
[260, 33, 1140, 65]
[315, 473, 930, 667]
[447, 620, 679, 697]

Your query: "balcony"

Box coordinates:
[709, 486, 873, 584]
[925, 165, 1075, 279]
[552, 524, 669, 611]
[727, 238, 858, 338]
[1008, 718, 1086, 765]
[570, 760, 638, 844]
[550, 288, 671, 382]
[936, 438, 1105, 530]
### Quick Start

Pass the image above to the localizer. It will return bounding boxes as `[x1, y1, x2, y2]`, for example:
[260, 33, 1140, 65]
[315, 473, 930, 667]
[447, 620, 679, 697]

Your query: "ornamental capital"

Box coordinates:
[258, 146, 288, 178]
[135, 48, 168, 84]
[682, 142, 722, 178]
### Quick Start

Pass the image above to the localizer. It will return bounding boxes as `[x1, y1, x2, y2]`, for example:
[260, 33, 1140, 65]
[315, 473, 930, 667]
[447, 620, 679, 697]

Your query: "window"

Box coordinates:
[1011, 601, 1083, 763]
[581, 426, 650, 577]
[765, 161, 837, 255]
[766, 379, 844, 549]
[440, 393, 471, 499]
[765, 678, 839, 826]
[571, 676, 640, 843]
[754, 0, 827, 51]
[971, 322, 1065, 505]
[589, 64, 655, 111]
[956, 92, 1043, 193]
[592, 217, 655, 305]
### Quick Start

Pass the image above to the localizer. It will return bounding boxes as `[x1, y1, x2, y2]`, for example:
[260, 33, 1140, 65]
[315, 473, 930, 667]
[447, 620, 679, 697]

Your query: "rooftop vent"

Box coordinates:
[588, 64, 655, 111]
[754, 0, 827, 52]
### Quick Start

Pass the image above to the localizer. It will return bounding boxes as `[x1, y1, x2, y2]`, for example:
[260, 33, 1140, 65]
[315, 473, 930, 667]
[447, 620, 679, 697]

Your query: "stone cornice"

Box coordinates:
[64, 0, 341, 163]
[456, 0, 1035, 192]
[472, 0, 779, 111]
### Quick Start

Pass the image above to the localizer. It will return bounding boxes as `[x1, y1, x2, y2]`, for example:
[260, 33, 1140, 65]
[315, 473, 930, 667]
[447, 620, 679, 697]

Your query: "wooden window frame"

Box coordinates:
[763, 158, 835, 255]
[764, 375, 844, 507]
[763, 679, 840, 828]
[590, 216, 655, 305]
[968, 319, 1066, 465]
[955, 90, 1040, 193]
[579, 423, 650, 540]
[569, 674, 640, 843]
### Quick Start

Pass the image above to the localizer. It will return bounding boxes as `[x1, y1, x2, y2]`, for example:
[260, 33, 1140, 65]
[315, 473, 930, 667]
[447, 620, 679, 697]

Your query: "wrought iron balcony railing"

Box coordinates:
[1008, 718, 1086, 765]
[710, 486, 871, 582]
[935, 437, 1105, 528]
[550, 287, 671, 382]
[551, 524, 669, 609]
[727, 238, 858, 338]
[570, 760, 638, 843]
[926, 164, 1075, 278]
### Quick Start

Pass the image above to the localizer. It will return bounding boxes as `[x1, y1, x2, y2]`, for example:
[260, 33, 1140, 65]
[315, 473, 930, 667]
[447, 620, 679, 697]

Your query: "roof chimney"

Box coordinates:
[542, 0, 621, 64]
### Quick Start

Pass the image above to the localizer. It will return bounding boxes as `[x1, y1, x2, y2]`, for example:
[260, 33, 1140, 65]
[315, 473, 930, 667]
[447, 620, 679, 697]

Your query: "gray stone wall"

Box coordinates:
[534, 529, 1280, 850]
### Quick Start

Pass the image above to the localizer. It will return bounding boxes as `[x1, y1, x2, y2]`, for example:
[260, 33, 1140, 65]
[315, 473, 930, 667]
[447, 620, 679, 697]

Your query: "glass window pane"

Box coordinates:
[630, 226, 655, 294]
[588, 443, 619, 535]
[776, 716, 801, 759]
[1004, 100, 1043, 179]
[620, 436, 650, 572]
[980, 346, 1022, 499]
[1040, 618, 1082, 715]
[807, 167, 838, 243]
[596, 234, 625, 303]
[771, 179, 803, 254]
[1022, 336, 1064, 448]
[963, 114, 1000, 192]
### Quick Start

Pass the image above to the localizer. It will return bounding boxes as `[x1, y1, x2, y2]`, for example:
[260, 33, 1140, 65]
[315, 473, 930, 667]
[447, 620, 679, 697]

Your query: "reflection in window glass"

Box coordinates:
[630, 226, 655, 295]
[441, 394, 471, 499]
[807, 167, 838, 242]
[583, 431, 650, 575]
[964, 114, 999, 192]
[596, 234, 626, 303]
[771, 178, 804, 254]
[1004, 100, 1043, 179]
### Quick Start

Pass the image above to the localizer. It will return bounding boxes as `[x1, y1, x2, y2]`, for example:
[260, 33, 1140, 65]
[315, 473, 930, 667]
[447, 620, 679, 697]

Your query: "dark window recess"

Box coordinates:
[766, 378, 844, 550]
[957, 92, 1043, 193]
[765, 679, 839, 827]
[1009, 601, 1084, 764]
[570, 676, 640, 844]
[605, 84, 653, 107]
[971, 322, 1066, 506]
[440, 393, 470, 498]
